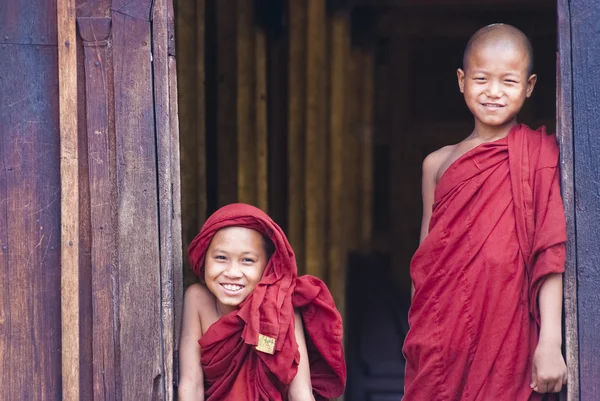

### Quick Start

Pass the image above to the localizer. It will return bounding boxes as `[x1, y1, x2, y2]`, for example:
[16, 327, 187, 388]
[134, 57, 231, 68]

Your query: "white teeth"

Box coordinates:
[223, 284, 243, 292]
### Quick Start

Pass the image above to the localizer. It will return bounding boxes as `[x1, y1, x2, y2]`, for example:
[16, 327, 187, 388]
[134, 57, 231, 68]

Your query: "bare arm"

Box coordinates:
[288, 310, 316, 401]
[531, 273, 567, 393]
[412, 152, 439, 300]
[178, 284, 206, 401]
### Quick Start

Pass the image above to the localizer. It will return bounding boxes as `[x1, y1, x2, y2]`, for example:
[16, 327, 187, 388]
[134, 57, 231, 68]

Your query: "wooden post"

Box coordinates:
[256, 24, 269, 212]
[57, 0, 80, 398]
[236, 0, 257, 205]
[328, 11, 349, 320]
[360, 48, 375, 250]
[305, 0, 327, 279]
[557, 1, 578, 400]
[288, 0, 307, 273]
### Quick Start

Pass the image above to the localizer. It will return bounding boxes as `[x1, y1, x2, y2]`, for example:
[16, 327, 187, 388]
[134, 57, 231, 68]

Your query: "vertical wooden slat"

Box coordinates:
[236, 0, 257, 205]
[360, 48, 375, 250]
[153, 0, 174, 397]
[78, 16, 120, 400]
[112, 12, 163, 400]
[557, 2, 578, 400]
[305, 0, 327, 279]
[344, 47, 361, 252]
[288, 0, 307, 272]
[256, 24, 269, 212]
[571, 0, 600, 398]
[58, 0, 80, 398]
[328, 11, 349, 319]
[217, 1, 238, 206]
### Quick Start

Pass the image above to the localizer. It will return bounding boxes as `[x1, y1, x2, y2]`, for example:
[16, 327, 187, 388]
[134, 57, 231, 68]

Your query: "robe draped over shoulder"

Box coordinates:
[188, 203, 346, 400]
[403, 124, 566, 401]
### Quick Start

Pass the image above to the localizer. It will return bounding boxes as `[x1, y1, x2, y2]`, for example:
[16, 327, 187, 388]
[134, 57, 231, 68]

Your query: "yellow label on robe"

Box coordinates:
[256, 333, 276, 355]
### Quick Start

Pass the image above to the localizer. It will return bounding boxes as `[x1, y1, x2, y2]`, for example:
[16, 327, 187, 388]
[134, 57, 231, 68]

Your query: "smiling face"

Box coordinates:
[204, 226, 270, 315]
[457, 29, 537, 132]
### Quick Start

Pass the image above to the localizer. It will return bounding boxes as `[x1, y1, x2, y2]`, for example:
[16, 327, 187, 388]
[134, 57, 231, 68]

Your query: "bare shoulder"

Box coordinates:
[423, 145, 457, 176]
[184, 283, 214, 313]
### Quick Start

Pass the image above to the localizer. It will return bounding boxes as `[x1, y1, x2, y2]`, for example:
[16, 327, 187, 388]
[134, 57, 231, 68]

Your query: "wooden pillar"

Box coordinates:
[58, 0, 80, 398]
[256, 24, 269, 212]
[345, 46, 361, 252]
[359, 48, 375, 250]
[328, 11, 350, 318]
[288, 0, 307, 273]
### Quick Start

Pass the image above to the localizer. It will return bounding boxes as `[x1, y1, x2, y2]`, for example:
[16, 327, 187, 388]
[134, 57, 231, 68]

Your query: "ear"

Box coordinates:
[457, 69, 466, 93]
[525, 74, 537, 98]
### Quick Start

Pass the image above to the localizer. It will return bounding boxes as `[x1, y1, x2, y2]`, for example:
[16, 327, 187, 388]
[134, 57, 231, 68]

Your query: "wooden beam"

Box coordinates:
[557, 2, 578, 400]
[236, 0, 257, 205]
[328, 12, 349, 320]
[256, 25, 269, 212]
[57, 0, 80, 398]
[359, 48, 375, 250]
[305, 0, 327, 279]
[288, 0, 307, 273]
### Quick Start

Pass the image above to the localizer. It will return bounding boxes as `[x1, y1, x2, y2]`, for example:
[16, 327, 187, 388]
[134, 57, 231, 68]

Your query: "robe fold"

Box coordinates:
[188, 203, 346, 401]
[403, 125, 566, 401]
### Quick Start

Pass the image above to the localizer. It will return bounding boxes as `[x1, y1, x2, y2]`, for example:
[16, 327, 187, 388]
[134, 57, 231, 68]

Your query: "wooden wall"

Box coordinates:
[175, 0, 376, 320]
[1, 0, 182, 399]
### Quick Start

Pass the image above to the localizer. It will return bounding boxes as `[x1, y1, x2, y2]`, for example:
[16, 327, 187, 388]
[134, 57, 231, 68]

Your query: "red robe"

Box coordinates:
[403, 125, 566, 401]
[188, 203, 346, 400]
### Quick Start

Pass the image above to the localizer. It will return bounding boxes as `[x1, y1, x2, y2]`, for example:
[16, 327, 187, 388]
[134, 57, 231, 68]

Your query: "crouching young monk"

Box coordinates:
[178, 203, 346, 401]
[403, 24, 567, 400]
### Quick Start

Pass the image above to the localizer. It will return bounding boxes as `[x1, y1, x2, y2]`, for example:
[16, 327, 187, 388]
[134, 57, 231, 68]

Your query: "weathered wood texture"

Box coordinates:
[58, 0, 80, 398]
[0, 0, 62, 398]
[571, 0, 600, 399]
[557, 1, 578, 400]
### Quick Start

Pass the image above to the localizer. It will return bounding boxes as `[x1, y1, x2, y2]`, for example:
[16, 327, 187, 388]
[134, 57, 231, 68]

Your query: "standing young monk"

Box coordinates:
[178, 203, 346, 401]
[403, 24, 567, 400]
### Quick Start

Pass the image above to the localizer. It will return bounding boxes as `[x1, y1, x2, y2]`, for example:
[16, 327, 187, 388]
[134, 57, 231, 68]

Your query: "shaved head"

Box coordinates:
[463, 24, 534, 75]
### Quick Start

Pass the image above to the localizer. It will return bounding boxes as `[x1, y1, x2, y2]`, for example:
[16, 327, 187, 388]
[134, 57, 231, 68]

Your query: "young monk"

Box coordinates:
[403, 24, 567, 400]
[178, 203, 346, 401]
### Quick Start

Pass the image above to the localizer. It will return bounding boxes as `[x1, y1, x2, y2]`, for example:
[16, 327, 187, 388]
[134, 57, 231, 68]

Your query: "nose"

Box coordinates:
[223, 262, 243, 279]
[486, 80, 502, 98]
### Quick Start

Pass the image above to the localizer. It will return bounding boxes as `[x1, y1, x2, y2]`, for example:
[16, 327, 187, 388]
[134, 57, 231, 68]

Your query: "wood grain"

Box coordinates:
[58, 0, 80, 398]
[0, 44, 62, 401]
[557, 1, 579, 400]
[305, 0, 327, 279]
[0, 0, 57, 45]
[78, 15, 121, 401]
[287, 0, 307, 273]
[327, 11, 349, 319]
[112, 11, 163, 400]
[571, 0, 600, 399]
[153, 0, 175, 398]
[256, 25, 269, 212]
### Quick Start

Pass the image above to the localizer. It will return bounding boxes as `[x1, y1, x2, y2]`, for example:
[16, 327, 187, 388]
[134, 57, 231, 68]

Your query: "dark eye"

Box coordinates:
[215, 255, 226, 261]
[242, 257, 256, 264]
[474, 77, 486, 82]
[505, 79, 518, 84]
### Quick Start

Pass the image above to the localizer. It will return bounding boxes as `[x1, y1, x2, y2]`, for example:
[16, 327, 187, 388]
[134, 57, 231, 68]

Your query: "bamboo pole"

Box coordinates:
[57, 0, 79, 398]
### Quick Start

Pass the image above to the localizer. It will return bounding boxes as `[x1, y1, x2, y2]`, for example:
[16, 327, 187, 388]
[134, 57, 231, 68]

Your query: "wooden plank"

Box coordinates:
[169, 54, 184, 395]
[236, 0, 257, 205]
[78, 16, 121, 401]
[556, 1, 578, 400]
[305, 0, 327, 279]
[287, 0, 306, 273]
[152, 0, 174, 398]
[216, 0, 238, 206]
[0, 0, 57, 45]
[112, 0, 153, 21]
[256, 24, 268, 212]
[571, 0, 600, 399]
[58, 0, 80, 398]
[327, 12, 349, 320]
[360, 48, 374, 250]
[112, 12, 163, 400]
[0, 45, 61, 400]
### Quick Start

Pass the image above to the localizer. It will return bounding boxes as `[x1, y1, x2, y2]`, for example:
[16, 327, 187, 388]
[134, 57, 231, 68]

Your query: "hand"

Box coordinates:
[530, 341, 567, 393]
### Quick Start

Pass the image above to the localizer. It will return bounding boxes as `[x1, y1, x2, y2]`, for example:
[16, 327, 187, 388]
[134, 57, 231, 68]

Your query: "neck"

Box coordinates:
[215, 299, 235, 317]
[472, 119, 518, 141]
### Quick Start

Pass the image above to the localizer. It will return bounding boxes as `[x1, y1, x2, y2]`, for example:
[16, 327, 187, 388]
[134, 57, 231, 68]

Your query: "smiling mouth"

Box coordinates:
[481, 103, 505, 108]
[221, 283, 244, 292]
